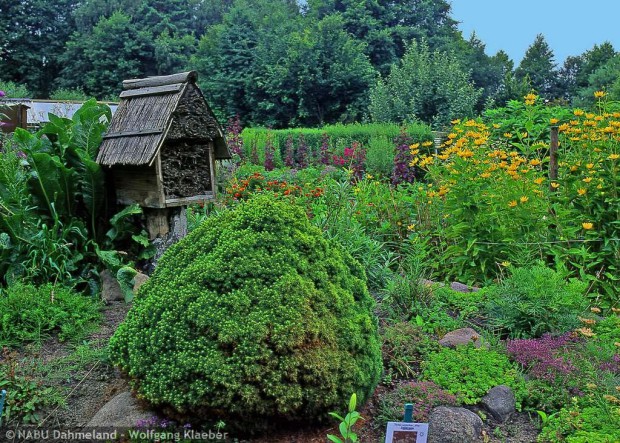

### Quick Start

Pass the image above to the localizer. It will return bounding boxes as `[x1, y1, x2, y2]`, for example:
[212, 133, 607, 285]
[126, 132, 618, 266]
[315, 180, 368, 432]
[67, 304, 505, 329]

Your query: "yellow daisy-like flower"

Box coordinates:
[409, 143, 420, 150]
[583, 177, 593, 183]
[609, 154, 620, 160]
[551, 182, 560, 189]
[493, 123, 501, 129]
[586, 163, 595, 169]
[586, 383, 598, 390]
[574, 109, 585, 117]
[529, 159, 541, 166]
[407, 224, 415, 231]
[582, 222, 594, 230]
[480, 172, 491, 178]
[577, 188, 587, 196]
[594, 90, 607, 98]
[550, 118, 559, 124]
[534, 177, 545, 185]
[576, 327, 595, 337]
[591, 307, 601, 313]
[451, 119, 461, 125]
[503, 132, 512, 138]
[500, 261, 511, 267]
[422, 141, 433, 147]
[578, 316, 596, 325]
[520, 196, 529, 203]
[508, 200, 517, 208]
[603, 395, 620, 404]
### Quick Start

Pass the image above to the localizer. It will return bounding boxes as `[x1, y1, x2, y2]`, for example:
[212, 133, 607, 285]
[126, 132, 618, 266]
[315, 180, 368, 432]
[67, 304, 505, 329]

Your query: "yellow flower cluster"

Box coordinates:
[407, 99, 619, 236]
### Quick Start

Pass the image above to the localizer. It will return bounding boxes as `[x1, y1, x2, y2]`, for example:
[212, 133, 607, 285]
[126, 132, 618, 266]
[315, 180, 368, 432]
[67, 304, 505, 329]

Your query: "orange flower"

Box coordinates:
[508, 200, 517, 208]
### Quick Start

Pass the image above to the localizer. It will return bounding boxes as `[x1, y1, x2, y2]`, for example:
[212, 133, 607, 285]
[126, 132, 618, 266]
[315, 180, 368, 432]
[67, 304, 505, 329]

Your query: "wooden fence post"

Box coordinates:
[549, 126, 559, 191]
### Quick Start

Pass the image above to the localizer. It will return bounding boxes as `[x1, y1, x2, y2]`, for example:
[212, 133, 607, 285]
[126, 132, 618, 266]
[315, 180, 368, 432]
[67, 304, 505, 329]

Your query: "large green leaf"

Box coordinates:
[28, 152, 74, 218]
[72, 99, 112, 159]
[76, 151, 105, 237]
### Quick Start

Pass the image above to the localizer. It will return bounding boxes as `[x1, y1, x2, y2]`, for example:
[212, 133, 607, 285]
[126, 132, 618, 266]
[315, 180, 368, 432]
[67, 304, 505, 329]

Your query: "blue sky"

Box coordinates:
[449, 0, 620, 66]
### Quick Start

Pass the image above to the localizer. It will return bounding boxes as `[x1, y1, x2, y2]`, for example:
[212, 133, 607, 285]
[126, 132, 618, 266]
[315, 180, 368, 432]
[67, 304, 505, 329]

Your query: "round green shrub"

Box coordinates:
[109, 196, 382, 431]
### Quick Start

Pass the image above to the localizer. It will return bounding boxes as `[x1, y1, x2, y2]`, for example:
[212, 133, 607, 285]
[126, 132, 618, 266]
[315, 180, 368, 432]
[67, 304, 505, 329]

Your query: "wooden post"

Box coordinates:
[145, 208, 170, 240]
[549, 126, 559, 191]
[403, 403, 413, 423]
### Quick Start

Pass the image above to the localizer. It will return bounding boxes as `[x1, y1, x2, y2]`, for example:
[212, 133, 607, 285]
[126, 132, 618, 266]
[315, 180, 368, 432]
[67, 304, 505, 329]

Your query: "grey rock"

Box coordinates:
[428, 406, 483, 443]
[101, 270, 124, 303]
[439, 328, 483, 349]
[480, 385, 515, 423]
[450, 281, 480, 293]
[133, 272, 150, 294]
[86, 391, 154, 428]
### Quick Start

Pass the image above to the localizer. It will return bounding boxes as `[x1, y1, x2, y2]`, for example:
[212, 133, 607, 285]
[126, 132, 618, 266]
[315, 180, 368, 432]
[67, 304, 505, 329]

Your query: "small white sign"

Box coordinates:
[384, 422, 429, 443]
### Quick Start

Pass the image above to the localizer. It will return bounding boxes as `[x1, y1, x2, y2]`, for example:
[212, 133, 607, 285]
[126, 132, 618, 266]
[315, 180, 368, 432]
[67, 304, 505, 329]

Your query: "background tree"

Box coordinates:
[559, 42, 616, 102]
[369, 40, 481, 128]
[305, 0, 459, 75]
[0, 0, 80, 97]
[57, 12, 155, 99]
[515, 34, 560, 99]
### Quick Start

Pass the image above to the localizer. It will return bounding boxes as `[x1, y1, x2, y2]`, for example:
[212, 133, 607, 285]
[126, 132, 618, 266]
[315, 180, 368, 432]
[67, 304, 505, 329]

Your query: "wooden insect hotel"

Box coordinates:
[97, 71, 230, 240]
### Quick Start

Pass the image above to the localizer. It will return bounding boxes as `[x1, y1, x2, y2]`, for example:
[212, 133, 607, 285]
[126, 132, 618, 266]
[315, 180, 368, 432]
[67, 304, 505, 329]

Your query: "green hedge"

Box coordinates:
[241, 122, 433, 176]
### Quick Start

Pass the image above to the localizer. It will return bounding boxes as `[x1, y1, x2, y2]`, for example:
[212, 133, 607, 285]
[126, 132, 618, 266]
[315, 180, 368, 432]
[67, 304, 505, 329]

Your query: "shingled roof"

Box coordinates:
[96, 71, 229, 166]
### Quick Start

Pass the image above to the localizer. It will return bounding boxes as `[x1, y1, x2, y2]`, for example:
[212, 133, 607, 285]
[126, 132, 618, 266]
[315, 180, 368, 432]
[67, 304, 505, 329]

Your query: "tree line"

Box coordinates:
[1, 0, 619, 129]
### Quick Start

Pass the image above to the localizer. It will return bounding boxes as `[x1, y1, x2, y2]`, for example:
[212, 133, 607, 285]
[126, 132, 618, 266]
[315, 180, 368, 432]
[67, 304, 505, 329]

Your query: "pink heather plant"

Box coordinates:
[506, 333, 580, 382]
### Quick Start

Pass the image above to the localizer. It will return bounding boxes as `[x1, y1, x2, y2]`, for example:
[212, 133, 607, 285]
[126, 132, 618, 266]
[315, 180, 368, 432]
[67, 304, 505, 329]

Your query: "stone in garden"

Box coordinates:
[428, 406, 483, 443]
[133, 272, 150, 294]
[85, 391, 154, 428]
[439, 328, 483, 348]
[480, 385, 515, 423]
[450, 281, 480, 293]
[101, 269, 124, 303]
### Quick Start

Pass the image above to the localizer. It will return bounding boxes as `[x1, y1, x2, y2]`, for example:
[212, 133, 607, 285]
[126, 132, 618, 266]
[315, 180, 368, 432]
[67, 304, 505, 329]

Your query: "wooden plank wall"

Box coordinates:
[111, 165, 165, 208]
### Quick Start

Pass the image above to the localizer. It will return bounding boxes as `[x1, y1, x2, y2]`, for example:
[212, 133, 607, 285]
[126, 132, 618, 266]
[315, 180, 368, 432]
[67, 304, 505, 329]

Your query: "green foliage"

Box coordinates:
[485, 265, 589, 338]
[381, 322, 440, 379]
[422, 345, 526, 406]
[0, 81, 31, 98]
[539, 399, 620, 443]
[327, 393, 363, 443]
[0, 349, 59, 425]
[0, 283, 101, 347]
[109, 196, 382, 432]
[369, 40, 482, 128]
[49, 88, 91, 101]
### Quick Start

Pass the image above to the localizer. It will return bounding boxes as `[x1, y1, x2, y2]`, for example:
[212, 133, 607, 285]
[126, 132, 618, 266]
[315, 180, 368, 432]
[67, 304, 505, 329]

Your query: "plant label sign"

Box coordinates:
[384, 422, 429, 443]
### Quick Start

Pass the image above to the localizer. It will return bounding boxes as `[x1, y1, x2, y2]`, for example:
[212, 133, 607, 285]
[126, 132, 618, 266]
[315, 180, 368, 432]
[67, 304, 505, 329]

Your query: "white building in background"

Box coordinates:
[2, 98, 118, 128]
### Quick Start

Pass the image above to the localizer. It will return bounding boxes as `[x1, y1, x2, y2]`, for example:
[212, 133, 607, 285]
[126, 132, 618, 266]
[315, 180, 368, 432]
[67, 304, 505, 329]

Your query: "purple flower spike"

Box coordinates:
[0, 90, 6, 97]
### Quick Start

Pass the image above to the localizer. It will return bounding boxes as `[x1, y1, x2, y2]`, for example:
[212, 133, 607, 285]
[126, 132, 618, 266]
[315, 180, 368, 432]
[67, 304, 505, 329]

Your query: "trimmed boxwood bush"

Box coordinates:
[109, 196, 382, 432]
